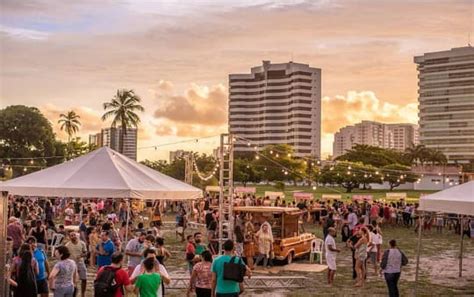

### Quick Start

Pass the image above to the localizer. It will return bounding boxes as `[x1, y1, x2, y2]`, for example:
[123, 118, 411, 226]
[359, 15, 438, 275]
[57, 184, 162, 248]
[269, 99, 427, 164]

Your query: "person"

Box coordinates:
[255, 224, 272, 268]
[354, 228, 369, 287]
[323, 212, 335, 239]
[367, 226, 379, 275]
[211, 240, 249, 297]
[125, 232, 146, 275]
[234, 225, 244, 257]
[7, 217, 24, 256]
[324, 227, 340, 287]
[48, 246, 78, 297]
[130, 248, 171, 297]
[134, 257, 162, 297]
[155, 237, 172, 265]
[347, 208, 358, 234]
[185, 235, 196, 274]
[65, 232, 88, 297]
[243, 215, 255, 270]
[12, 243, 38, 297]
[95, 253, 134, 297]
[189, 250, 213, 297]
[194, 232, 207, 255]
[29, 220, 48, 251]
[96, 231, 115, 268]
[88, 227, 100, 266]
[27, 236, 50, 297]
[381, 239, 408, 297]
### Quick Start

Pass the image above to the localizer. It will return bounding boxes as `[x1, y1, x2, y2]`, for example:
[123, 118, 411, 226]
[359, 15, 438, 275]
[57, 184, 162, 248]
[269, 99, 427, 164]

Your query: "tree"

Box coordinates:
[254, 144, 305, 184]
[405, 144, 429, 165]
[381, 164, 418, 190]
[233, 158, 260, 186]
[0, 105, 58, 177]
[102, 89, 144, 154]
[337, 144, 409, 167]
[426, 149, 448, 165]
[58, 111, 81, 143]
[319, 161, 379, 192]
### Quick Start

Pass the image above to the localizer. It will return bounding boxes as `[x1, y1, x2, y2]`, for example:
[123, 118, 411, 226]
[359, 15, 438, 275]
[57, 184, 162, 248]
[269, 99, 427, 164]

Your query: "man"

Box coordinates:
[370, 203, 380, 224]
[125, 232, 146, 276]
[27, 236, 50, 297]
[211, 239, 250, 297]
[130, 248, 171, 297]
[65, 232, 88, 297]
[381, 239, 408, 297]
[96, 231, 116, 267]
[134, 257, 162, 297]
[324, 227, 340, 286]
[347, 208, 358, 234]
[7, 217, 24, 256]
[194, 232, 206, 255]
[96, 253, 134, 297]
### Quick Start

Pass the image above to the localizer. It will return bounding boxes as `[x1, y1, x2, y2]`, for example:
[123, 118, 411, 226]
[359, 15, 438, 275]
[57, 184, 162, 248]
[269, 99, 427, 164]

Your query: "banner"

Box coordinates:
[293, 192, 314, 202]
[264, 191, 285, 200]
[205, 186, 221, 192]
[352, 194, 373, 202]
[321, 194, 342, 201]
[234, 187, 256, 194]
[386, 192, 407, 199]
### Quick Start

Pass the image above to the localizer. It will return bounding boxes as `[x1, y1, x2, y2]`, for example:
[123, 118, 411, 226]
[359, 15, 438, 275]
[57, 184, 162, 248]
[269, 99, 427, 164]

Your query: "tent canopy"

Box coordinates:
[419, 181, 474, 216]
[0, 147, 202, 200]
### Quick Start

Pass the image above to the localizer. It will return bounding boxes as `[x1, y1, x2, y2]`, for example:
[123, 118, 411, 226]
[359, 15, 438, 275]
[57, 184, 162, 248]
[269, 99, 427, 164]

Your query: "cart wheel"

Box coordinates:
[286, 252, 294, 265]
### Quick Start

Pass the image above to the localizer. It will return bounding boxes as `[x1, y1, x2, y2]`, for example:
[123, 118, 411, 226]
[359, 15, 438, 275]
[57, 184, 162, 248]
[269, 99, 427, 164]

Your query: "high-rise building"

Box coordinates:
[414, 46, 474, 163]
[89, 127, 137, 160]
[229, 61, 321, 157]
[332, 121, 418, 158]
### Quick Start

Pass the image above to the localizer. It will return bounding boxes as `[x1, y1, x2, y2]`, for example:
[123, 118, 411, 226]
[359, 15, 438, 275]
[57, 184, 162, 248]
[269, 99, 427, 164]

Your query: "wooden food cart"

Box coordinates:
[234, 206, 317, 264]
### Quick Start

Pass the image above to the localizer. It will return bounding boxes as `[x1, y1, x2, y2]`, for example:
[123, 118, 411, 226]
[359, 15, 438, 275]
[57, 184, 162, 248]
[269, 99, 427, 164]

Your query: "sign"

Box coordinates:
[264, 191, 285, 200]
[352, 194, 373, 202]
[386, 192, 407, 200]
[321, 194, 342, 201]
[205, 186, 221, 193]
[293, 192, 314, 202]
[234, 187, 256, 194]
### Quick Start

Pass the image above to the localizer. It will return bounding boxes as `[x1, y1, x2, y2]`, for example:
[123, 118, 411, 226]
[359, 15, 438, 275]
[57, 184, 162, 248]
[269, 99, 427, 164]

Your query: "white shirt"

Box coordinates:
[324, 234, 337, 257]
[348, 213, 358, 230]
[131, 261, 169, 297]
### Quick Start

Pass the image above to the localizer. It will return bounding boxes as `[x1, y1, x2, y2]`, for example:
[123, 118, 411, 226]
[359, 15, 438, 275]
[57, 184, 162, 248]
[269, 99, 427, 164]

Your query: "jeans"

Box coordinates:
[384, 272, 401, 297]
[53, 285, 75, 297]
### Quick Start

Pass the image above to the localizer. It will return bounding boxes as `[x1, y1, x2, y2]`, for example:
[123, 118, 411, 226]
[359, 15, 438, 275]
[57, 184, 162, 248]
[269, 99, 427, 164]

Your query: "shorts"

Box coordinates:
[53, 285, 74, 297]
[368, 252, 377, 263]
[37, 278, 49, 294]
[76, 261, 87, 280]
[177, 227, 184, 234]
[326, 255, 336, 271]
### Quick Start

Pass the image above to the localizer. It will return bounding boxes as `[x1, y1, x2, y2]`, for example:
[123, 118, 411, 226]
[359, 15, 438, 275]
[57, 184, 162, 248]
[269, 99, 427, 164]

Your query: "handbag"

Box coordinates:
[223, 256, 246, 282]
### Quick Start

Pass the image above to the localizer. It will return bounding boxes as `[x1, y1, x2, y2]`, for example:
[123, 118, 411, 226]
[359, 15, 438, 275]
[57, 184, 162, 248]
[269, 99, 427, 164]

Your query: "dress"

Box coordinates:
[356, 242, 368, 261]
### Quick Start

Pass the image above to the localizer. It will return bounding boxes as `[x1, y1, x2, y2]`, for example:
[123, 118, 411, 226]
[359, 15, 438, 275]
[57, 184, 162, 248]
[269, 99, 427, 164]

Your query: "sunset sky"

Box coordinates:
[1, 0, 473, 161]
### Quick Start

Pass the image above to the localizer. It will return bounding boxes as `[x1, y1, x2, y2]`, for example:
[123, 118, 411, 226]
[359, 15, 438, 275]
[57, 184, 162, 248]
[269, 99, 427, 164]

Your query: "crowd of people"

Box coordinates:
[4, 194, 473, 297]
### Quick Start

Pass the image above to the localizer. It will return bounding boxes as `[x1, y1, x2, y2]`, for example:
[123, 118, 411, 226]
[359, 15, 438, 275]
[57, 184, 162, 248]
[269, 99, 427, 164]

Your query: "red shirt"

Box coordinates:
[97, 266, 131, 297]
[186, 242, 196, 254]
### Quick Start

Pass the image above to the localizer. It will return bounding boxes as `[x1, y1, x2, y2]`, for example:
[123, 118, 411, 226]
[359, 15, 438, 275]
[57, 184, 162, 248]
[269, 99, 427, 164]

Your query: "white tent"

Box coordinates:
[414, 181, 473, 293]
[419, 181, 474, 215]
[0, 146, 202, 200]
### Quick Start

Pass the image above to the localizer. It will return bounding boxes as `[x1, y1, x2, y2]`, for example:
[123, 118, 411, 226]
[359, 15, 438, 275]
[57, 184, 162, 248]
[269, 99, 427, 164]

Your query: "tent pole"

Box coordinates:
[459, 215, 464, 278]
[0, 191, 9, 297]
[414, 212, 423, 295]
[125, 198, 130, 247]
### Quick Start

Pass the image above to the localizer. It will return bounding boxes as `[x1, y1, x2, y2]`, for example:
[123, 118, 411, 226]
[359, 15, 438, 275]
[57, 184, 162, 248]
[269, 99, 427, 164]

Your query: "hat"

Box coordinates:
[8, 217, 17, 223]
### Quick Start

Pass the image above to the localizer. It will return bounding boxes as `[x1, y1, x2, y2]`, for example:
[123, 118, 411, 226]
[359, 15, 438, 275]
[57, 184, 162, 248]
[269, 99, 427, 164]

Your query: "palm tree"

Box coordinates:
[102, 89, 144, 154]
[427, 149, 448, 165]
[58, 111, 81, 143]
[405, 144, 429, 166]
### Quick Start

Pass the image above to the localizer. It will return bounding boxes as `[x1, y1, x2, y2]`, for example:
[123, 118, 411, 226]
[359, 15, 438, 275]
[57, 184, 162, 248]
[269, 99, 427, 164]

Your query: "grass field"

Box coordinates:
[241, 184, 436, 202]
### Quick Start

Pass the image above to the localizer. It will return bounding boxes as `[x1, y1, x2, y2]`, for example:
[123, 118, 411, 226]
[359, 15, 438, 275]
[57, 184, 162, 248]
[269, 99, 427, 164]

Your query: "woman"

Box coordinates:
[188, 250, 213, 297]
[255, 224, 272, 268]
[354, 227, 369, 287]
[155, 237, 171, 265]
[11, 244, 38, 297]
[49, 246, 78, 297]
[234, 225, 244, 257]
[29, 220, 48, 251]
[88, 228, 99, 266]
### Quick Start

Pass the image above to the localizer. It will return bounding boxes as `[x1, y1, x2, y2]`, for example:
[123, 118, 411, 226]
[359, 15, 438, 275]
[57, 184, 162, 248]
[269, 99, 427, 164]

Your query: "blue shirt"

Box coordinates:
[211, 255, 240, 294]
[33, 248, 47, 280]
[96, 239, 115, 267]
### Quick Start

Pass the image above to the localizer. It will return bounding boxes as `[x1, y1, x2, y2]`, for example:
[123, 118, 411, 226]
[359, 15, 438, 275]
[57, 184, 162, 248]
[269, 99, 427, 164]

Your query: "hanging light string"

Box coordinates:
[138, 135, 221, 150]
[192, 158, 219, 181]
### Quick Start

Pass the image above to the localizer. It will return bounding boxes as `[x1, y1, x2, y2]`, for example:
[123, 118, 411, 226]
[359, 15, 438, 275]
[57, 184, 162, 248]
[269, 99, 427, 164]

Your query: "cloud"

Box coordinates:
[153, 83, 228, 133]
[322, 90, 418, 135]
[0, 25, 49, 40]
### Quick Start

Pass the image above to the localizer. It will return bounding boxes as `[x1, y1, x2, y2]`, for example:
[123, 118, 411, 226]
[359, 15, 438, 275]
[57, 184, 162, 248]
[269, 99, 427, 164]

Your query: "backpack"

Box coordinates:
[94, 266, 120, 297]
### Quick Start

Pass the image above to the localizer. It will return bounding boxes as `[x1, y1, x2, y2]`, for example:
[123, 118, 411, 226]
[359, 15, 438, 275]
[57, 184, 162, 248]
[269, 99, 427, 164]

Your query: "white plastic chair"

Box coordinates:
[50, 233, 65, 257]
[309, 238, 324, 264]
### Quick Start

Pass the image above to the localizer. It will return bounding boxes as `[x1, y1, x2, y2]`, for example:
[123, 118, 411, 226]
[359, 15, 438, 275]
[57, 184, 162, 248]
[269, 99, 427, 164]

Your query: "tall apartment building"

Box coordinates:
[89, 127, 138, 160]
[414, 46, 474, 163]
[229, 61, 321, 157]
[332, 121, 418, 158]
